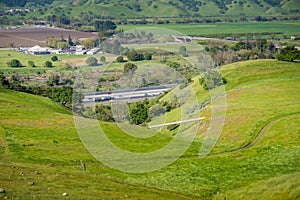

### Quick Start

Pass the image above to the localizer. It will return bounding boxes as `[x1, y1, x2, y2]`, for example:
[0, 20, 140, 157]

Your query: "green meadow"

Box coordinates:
[118, 20, 300, 36]
[0, 59, 299, 199]
[0, 50, 65, 74]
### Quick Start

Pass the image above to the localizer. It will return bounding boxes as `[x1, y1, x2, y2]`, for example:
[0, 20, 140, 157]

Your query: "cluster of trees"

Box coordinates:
[0, 74, 73, 108]
[1, 0, 53, 7]
[205, 39, 277, 66]
[115, 50, 152, 63]
[94, 20, 116, 32]
[128, 96, 179, 125]
[101, 40, 129, 55]
[276, 46, 300, 62]
[80, 91, 179, 125]
[169, 0, 203, 12]
[47, 35, 74, 49]
[127, 50, 145, 61]
[46, 14, 71, 26]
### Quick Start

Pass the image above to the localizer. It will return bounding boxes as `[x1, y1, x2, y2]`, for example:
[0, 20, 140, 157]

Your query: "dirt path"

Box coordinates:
[190, 113, 300, 159]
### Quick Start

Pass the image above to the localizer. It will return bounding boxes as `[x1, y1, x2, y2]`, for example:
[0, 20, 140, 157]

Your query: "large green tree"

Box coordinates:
[129, 100, 149, 125]
[8, 59, 22, 68]
[276, 46, 300, 62]
[86, 57, 98, 66]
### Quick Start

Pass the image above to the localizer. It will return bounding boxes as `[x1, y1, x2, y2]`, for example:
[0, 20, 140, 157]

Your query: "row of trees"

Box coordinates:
[204, 39, 278, 66]
[47, 35, 74, 49]
[6, 59, 54, 68]
[115, 51, 152, 63]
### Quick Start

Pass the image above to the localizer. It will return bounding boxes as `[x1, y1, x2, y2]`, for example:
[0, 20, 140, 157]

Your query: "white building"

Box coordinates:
[27, 45, 50, 55]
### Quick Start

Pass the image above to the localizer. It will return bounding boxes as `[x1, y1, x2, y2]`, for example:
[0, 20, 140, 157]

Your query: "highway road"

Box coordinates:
[82, 84, 176, 105]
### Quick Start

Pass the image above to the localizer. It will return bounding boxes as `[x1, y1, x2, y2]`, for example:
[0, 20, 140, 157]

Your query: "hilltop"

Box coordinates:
[0, 0, 299, 21]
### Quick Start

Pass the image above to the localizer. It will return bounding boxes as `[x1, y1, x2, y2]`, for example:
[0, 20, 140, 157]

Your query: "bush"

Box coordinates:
[86, 56, 98, 66]
[116, 56, 125, 63]
[129, 100, 149, 125]
[127, 50, 144, 61]
[144, 53, 152, 60]
[179, 46, 187, 57]
[44, 61, 53, 68]
[199, 70, 225, 90]
[8, 59, 22, 68]
[124, 63, 138, 74]
[51, 56, 58, 62]
[100, 56, 106, 63]
[28, 60, 35, 67]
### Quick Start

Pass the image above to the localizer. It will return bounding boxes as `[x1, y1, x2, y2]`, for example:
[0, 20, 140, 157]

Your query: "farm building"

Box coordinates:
[27, 45, 50, 55]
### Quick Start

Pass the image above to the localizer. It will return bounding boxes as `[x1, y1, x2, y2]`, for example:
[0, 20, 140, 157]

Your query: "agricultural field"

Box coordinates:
[0, 27, 97, 48]
[0, 59, 299, 199]
[119, 20, 300, 37]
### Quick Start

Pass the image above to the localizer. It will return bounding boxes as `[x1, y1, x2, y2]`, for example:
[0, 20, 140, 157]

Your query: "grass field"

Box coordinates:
[0, 50, 64, 74]
[0, 59, 299, 199]
[118, 20, 300, 37]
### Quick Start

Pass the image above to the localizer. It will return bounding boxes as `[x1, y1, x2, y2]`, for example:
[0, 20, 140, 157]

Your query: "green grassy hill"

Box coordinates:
[1, 0, 299, 20]
[0, 59, 299, 199]
[0, 89, 194, 199]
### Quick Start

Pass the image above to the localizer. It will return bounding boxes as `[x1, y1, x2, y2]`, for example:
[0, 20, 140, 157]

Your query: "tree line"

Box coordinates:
[0, 74, 74, 108]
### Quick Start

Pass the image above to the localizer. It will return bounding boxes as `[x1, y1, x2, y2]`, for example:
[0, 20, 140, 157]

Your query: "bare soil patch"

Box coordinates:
[0, 27, 97, 47]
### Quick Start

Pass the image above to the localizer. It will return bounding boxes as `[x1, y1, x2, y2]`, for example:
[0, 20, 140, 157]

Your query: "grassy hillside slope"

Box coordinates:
[0, 89, 193, 199]
[0, 59, 299, 199]
[1, 0, 299, 20]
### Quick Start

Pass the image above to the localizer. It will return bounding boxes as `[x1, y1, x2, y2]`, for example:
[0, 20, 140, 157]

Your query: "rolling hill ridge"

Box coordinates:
[1, 0, 299, 20]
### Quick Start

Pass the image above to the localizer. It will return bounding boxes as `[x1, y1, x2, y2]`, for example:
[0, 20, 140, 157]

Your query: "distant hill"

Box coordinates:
[0, 0, 299, 20]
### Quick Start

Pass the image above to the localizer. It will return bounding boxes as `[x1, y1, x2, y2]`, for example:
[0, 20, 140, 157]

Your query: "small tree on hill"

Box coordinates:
[179, 46, 188, 57]
[199, 70, 225, 90]
[86, 57, 98, 66]
[51, 55, 58, 62]
[44, 61, 53, 68]
[8, 59, 22, 68]
[28, 60, 35, 67]
[124, 63, 138, 74]
[116, 56, 125, 63]
[144, 53, 152, 60]
[68, 35, 74, 46]
[100, 56, 106, 63]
